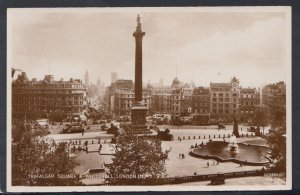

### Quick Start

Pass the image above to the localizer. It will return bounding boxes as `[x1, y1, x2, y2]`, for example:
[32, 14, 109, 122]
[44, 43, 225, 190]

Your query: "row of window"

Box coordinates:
[210, 87, 232, 92]
[212, 109, 237, 114]
[212, 98, 238, 103]
[13, 96, 83, 101]
[13, 89, 85, 94]
[13, 83, 84, 89]
[212, 103, 237, 108]
[13, 100, 83, 105]
[13, 107, 83, 113]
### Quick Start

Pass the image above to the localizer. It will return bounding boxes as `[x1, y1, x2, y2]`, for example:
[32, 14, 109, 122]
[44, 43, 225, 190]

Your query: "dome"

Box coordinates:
[172, 77, 180, 88]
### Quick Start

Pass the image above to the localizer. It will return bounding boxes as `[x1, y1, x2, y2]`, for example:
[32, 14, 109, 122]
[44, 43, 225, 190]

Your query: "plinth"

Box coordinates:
[130, 101, 151, 134]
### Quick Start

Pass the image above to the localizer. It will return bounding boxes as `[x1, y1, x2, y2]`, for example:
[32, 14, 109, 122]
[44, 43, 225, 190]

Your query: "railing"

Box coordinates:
[160, 170, 264, 184]
[101, 169, 266, 185]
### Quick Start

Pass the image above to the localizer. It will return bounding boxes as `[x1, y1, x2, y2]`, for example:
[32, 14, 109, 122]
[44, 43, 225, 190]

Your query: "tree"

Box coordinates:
[266, 127, 286, 173]
[254, 110, 268, 135]
[106, 133, 167, 185]
[255, 126, 261, 136]
[232, 118, 239, 137]
[12, 121, 82, 186]
[266, 103, 286, 173]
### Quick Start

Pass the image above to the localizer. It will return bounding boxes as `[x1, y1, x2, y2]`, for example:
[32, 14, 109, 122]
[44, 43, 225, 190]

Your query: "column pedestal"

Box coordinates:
[130, 101, 151, 134]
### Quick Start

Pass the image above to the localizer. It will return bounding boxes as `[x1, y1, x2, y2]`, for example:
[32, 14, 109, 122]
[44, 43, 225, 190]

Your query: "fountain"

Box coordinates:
[228, 135, 238, 152]
[190, 140, 270, 165]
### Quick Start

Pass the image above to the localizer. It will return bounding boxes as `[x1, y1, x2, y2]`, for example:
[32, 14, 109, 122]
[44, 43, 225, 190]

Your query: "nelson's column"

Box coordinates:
[130, 15, 150, 134]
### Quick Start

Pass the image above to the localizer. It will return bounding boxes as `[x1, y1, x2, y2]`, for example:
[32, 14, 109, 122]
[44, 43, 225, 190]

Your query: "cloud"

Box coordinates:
[8, 9, 289, 87]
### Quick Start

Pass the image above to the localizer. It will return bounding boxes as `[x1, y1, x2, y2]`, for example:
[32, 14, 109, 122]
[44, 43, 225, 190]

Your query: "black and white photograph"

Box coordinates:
[6, 7, 291, 192]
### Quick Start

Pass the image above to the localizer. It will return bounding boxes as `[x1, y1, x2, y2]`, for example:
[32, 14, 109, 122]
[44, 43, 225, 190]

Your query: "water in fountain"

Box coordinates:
[228, 135, 238, 152]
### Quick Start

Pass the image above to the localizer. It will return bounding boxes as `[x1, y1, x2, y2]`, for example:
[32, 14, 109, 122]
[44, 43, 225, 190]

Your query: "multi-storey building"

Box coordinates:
[170, 77, 183, 118]
[105, 79, 134, 113]
[262, 81, 286, 114]
[113, 88, 152, 116]
[105, 79, 152, 116]
[12, 72, 86, 120]
[210, 77, 240, 122]
[105, 76, 283, 124]
[170, 88, 183, 117]
[151, 93, 172, 114]
[181, 83, 194, 116]
[192, 87, 210, 114]
[239, 88, 260, 122]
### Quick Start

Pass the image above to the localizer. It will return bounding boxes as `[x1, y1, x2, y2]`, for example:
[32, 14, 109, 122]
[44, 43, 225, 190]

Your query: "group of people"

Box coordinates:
[194, 142, 204, 148]
[179, 153, 185, 159]
[207, 160, 219, 167]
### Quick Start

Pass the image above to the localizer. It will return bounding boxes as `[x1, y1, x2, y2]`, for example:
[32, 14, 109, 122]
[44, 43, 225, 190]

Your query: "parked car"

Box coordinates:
[157, 128, 174, 141]
[62, 123, 84, 133]
[217, 124, 226, 129]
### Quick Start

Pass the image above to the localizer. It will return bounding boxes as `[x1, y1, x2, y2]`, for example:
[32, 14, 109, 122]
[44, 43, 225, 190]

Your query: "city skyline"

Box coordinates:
[8, 7, 290, 88]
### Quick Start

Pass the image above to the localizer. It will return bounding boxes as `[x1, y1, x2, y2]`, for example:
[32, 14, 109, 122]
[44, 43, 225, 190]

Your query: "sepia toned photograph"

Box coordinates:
[7, 7, 291, 192]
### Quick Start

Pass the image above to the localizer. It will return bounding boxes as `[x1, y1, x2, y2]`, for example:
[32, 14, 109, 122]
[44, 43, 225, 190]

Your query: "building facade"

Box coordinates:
[210, 77, 240, 122]
[192, 87, 210, 114]
[239, 88, 260, 122]
[261, 81, 286, 115]
[104, 76, 283, 124]
[113, 89, 152, 116]
[12, 72, 86, 120]
[105, 79, 152, 116]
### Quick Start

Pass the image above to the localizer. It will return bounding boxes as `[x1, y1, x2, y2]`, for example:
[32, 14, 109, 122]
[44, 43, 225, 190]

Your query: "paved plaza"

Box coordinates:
[44, 124, 276, 185]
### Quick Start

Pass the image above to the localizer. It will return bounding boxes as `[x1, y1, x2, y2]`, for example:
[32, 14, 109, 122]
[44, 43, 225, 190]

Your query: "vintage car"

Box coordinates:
[62, 123, 84, 133]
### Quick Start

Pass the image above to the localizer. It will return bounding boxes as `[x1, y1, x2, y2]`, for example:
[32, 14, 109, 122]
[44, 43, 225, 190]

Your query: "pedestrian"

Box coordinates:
[194, 171, 197, 176]
[179, 153, 181, 158]
[207, 161, 209, 167]
[182, 154, 185, 159]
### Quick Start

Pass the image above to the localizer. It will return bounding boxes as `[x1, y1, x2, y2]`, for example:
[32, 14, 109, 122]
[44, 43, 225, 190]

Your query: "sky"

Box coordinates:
[7, 7, 291, 88]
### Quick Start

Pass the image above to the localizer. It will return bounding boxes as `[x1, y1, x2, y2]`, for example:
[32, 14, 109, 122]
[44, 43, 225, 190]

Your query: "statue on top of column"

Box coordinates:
[137, 14, 141, 24]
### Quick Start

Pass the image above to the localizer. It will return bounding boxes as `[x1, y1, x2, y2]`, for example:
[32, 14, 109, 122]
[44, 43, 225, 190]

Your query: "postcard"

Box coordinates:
[7, 7, 291, 192]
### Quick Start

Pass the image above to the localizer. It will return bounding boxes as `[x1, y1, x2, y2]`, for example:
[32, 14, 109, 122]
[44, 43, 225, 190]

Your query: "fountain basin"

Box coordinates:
[190, 141, 271, 166]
